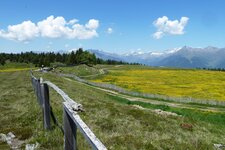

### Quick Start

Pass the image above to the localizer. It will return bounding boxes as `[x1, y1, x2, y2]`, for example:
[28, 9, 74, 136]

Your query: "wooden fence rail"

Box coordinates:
[30, 71, 107, 150]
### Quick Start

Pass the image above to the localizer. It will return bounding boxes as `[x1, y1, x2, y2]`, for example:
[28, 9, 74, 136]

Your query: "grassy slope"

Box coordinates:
[0, 62, 35, 72]
[0, 62, 34, 69]
[1, 69, 225, 149]
[92, 66, 225, 101]
[55, 64, 101, 77]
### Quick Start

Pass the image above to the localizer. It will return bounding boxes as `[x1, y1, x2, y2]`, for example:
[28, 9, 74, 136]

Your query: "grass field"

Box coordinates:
[0, 62, 35, 72]
[92, 66, 225, 101]
[1, 69, 225, 149]
[55, 64, 101, 77]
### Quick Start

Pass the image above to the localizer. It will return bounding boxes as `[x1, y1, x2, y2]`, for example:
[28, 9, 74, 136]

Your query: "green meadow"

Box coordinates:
[0, 65, 225, 149]
[93, 66, 225, 101]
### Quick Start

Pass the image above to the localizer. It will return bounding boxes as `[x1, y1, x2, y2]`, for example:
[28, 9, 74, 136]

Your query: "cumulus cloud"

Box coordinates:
[0, 16, 99, 42]
[0, 21, 39, 42]
[153, 16, 189, 39]
[67, 19, 78, 25]
[107, 27, 113, 34]
[85, 19, 99, 29]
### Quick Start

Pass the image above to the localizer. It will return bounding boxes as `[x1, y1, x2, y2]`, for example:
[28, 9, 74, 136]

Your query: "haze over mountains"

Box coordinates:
[88, 46, 225, 68]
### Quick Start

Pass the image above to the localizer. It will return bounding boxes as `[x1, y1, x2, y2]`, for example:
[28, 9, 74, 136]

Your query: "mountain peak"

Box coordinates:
[181, 46, 193, 49]
[88, 46, 225, 68]
[205, 46, 219, 50]
[166, 47, 182, 54]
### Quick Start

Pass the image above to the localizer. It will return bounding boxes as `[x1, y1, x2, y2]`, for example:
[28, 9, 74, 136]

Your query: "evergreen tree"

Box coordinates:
[0, 55, 5, 65]
[0, 49, 133, 66]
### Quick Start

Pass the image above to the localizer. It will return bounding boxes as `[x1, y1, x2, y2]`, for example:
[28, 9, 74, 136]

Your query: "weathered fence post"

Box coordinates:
[37, 79, 43, 105]
[41, 82, 51, 130]
[31, 77, 35, 90]
[64, 109, 77, 150]
[32, 78, 43, 106]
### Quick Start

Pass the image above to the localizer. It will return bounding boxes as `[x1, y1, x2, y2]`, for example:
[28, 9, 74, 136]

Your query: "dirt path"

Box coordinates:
[63, 77, 225, 113]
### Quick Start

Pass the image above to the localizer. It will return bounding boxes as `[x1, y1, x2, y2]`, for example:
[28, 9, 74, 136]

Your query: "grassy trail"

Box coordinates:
[64, 77, 225, 113]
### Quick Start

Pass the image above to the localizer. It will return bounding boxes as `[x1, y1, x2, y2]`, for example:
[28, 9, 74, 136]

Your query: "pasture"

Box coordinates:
[93, 67, 225, 101]
[1, 66, 225, 149]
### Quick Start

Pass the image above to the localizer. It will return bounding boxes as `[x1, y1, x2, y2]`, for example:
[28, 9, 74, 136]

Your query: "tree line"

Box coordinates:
[0, 48, 139, 67]
[196, 67, 225, 72]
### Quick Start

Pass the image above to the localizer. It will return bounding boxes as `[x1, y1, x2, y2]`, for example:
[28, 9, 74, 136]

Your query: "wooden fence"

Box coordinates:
[30, 71, 107, 150]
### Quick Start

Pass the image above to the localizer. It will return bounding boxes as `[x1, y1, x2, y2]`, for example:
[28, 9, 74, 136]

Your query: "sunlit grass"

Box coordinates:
[56, 64, 101, 77]
[93, 68, 225, 101]
[1, 70, 225, 149]
[0, 68, 33, 72]
[0, 62, 36, 72]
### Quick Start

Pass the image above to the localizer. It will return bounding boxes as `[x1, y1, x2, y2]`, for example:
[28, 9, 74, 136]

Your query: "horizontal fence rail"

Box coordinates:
[44, 81, 83, 111]
[64, 101, 107, 150]
[30, 71, 107, 150]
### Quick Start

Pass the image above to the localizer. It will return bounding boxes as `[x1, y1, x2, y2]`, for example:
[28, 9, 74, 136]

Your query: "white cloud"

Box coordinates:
[67, 19, 78, 25]
[0, 16, 99, 42]
[0, 21, 39, 42]
[70, 23, 98, 39]
[37, 16, 68, 38]
[153, 16, 189, 39]
[107, 27, 113, 34]
[85, 19, 99, 29]
[153, 31, 164, 39]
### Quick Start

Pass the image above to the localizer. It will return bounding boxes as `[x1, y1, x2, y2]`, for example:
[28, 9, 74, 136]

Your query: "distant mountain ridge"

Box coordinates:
[88, 46, 225, 68]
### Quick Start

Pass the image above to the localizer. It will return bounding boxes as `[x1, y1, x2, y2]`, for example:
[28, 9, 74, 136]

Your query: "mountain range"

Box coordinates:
[88, 46, 225, 68]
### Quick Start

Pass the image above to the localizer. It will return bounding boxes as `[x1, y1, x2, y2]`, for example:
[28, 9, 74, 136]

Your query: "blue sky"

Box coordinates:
[0, 0, 225, 53]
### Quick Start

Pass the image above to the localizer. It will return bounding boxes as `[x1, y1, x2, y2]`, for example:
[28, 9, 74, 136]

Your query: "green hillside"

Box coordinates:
[1, 66, 225, 149]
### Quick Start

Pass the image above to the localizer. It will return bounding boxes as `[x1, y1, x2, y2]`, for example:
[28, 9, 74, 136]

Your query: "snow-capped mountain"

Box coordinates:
[88, 46, 225, 68]
[88, 49, 124, 61]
